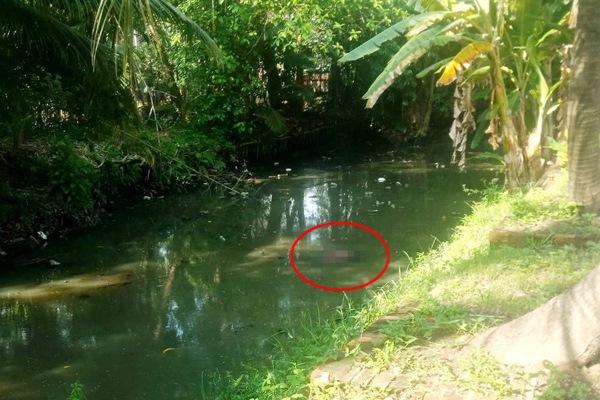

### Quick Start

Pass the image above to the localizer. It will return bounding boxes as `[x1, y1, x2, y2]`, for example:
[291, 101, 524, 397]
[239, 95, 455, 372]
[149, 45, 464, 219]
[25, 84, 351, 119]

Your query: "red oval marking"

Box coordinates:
[289, 221, 391, 292]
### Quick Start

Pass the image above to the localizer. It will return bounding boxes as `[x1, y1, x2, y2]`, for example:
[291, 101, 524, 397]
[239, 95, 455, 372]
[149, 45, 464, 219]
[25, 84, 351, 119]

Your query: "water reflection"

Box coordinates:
[0, 154, 492, 399]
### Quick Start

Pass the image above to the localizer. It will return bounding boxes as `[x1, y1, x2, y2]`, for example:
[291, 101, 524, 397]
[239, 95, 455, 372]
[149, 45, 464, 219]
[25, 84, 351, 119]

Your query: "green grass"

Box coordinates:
[540, 365, 595, 400]
[68, 383, 87, 400]
[207, 176, 600, 399]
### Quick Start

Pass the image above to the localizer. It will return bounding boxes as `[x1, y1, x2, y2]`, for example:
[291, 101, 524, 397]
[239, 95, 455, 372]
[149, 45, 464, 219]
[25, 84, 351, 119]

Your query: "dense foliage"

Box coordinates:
[0, 0, 574, 235]
[0, 0, 456, 239]
[342, 0, 572, 186]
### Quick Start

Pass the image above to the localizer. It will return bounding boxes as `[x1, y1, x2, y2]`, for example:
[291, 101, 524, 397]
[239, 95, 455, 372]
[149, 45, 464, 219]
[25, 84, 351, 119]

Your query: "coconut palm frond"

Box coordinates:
[91, 0, 221, 70]
[0, 0, 91, 65]
[1, 0, 220, 79]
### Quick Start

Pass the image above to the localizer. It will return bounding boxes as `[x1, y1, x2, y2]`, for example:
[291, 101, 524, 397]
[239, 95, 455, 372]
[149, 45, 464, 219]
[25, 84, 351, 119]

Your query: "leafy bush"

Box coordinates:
[0, 126, 229, 238]
[49, 138, 98, 219]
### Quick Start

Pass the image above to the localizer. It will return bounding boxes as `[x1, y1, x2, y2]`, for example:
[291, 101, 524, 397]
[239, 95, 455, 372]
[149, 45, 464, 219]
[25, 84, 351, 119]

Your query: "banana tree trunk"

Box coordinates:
[489, 49, 529, 187]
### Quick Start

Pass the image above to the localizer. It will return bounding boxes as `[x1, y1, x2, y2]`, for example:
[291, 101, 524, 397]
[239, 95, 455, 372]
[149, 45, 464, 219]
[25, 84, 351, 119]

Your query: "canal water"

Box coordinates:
[0, 148, 493, 399]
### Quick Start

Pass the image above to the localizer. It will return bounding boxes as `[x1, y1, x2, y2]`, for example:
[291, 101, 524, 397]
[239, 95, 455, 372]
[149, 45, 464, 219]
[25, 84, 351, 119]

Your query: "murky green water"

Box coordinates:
[0, 150, 493, 399]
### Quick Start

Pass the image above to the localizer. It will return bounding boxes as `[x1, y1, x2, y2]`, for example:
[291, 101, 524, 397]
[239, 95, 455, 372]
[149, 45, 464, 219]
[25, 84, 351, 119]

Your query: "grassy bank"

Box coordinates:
[209, 171, 600, 399]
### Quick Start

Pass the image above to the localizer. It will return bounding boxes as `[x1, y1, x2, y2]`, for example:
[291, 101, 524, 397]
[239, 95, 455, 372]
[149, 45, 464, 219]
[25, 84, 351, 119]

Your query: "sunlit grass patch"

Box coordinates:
[310, 381, 392, 400]
[510, 187, 578, 222]
[431, 243, 600, 318]
[379, 303, 498, 346]
[539, 364, 596, 400]
[457, 349, 526, 397]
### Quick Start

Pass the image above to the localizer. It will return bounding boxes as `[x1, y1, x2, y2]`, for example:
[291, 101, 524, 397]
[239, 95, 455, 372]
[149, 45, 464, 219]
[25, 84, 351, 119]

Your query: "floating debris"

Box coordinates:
[0, 271, 133, 301]
[143, 195, 151, 200]
[218, 235, 226, 242]
[49, 259, 61, 266]
[377, 177, 386, 183]
[285, 168, 292, 172]
[37, 231, 47, 240]
[395, 181, 402, 186]
[246, 177, 264, 184]
[273, 162, 279, 166]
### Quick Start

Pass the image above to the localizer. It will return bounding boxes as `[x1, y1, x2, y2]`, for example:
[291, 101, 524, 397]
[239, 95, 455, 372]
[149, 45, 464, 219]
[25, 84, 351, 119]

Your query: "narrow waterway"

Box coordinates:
[0, 148, 493, 399]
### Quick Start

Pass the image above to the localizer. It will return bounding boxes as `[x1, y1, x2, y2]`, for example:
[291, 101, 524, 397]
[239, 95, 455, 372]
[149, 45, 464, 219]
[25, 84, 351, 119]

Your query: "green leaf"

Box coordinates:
[515, 0, 543, 47]
[463, 65, 490, 84]
[338, 12, 451, 63]
[536, 28, 560, 47]
[362, 20, 463, 108]
[470, 109, 491, 150]
[255, 107, 287, 135]
[416, 57, 451, 79]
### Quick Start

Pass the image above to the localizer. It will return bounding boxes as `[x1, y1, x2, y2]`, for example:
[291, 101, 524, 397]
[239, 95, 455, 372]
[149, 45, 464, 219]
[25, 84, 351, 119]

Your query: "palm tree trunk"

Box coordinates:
[567, 0, 600, 209]
[472, 263, 600, 369]
[472, 0, 600, 369]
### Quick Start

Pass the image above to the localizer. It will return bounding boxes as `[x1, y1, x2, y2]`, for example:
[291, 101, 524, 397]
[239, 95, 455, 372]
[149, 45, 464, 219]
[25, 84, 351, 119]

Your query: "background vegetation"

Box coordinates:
[2, 0, 574, 240]
[0, 0, 457, 241]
